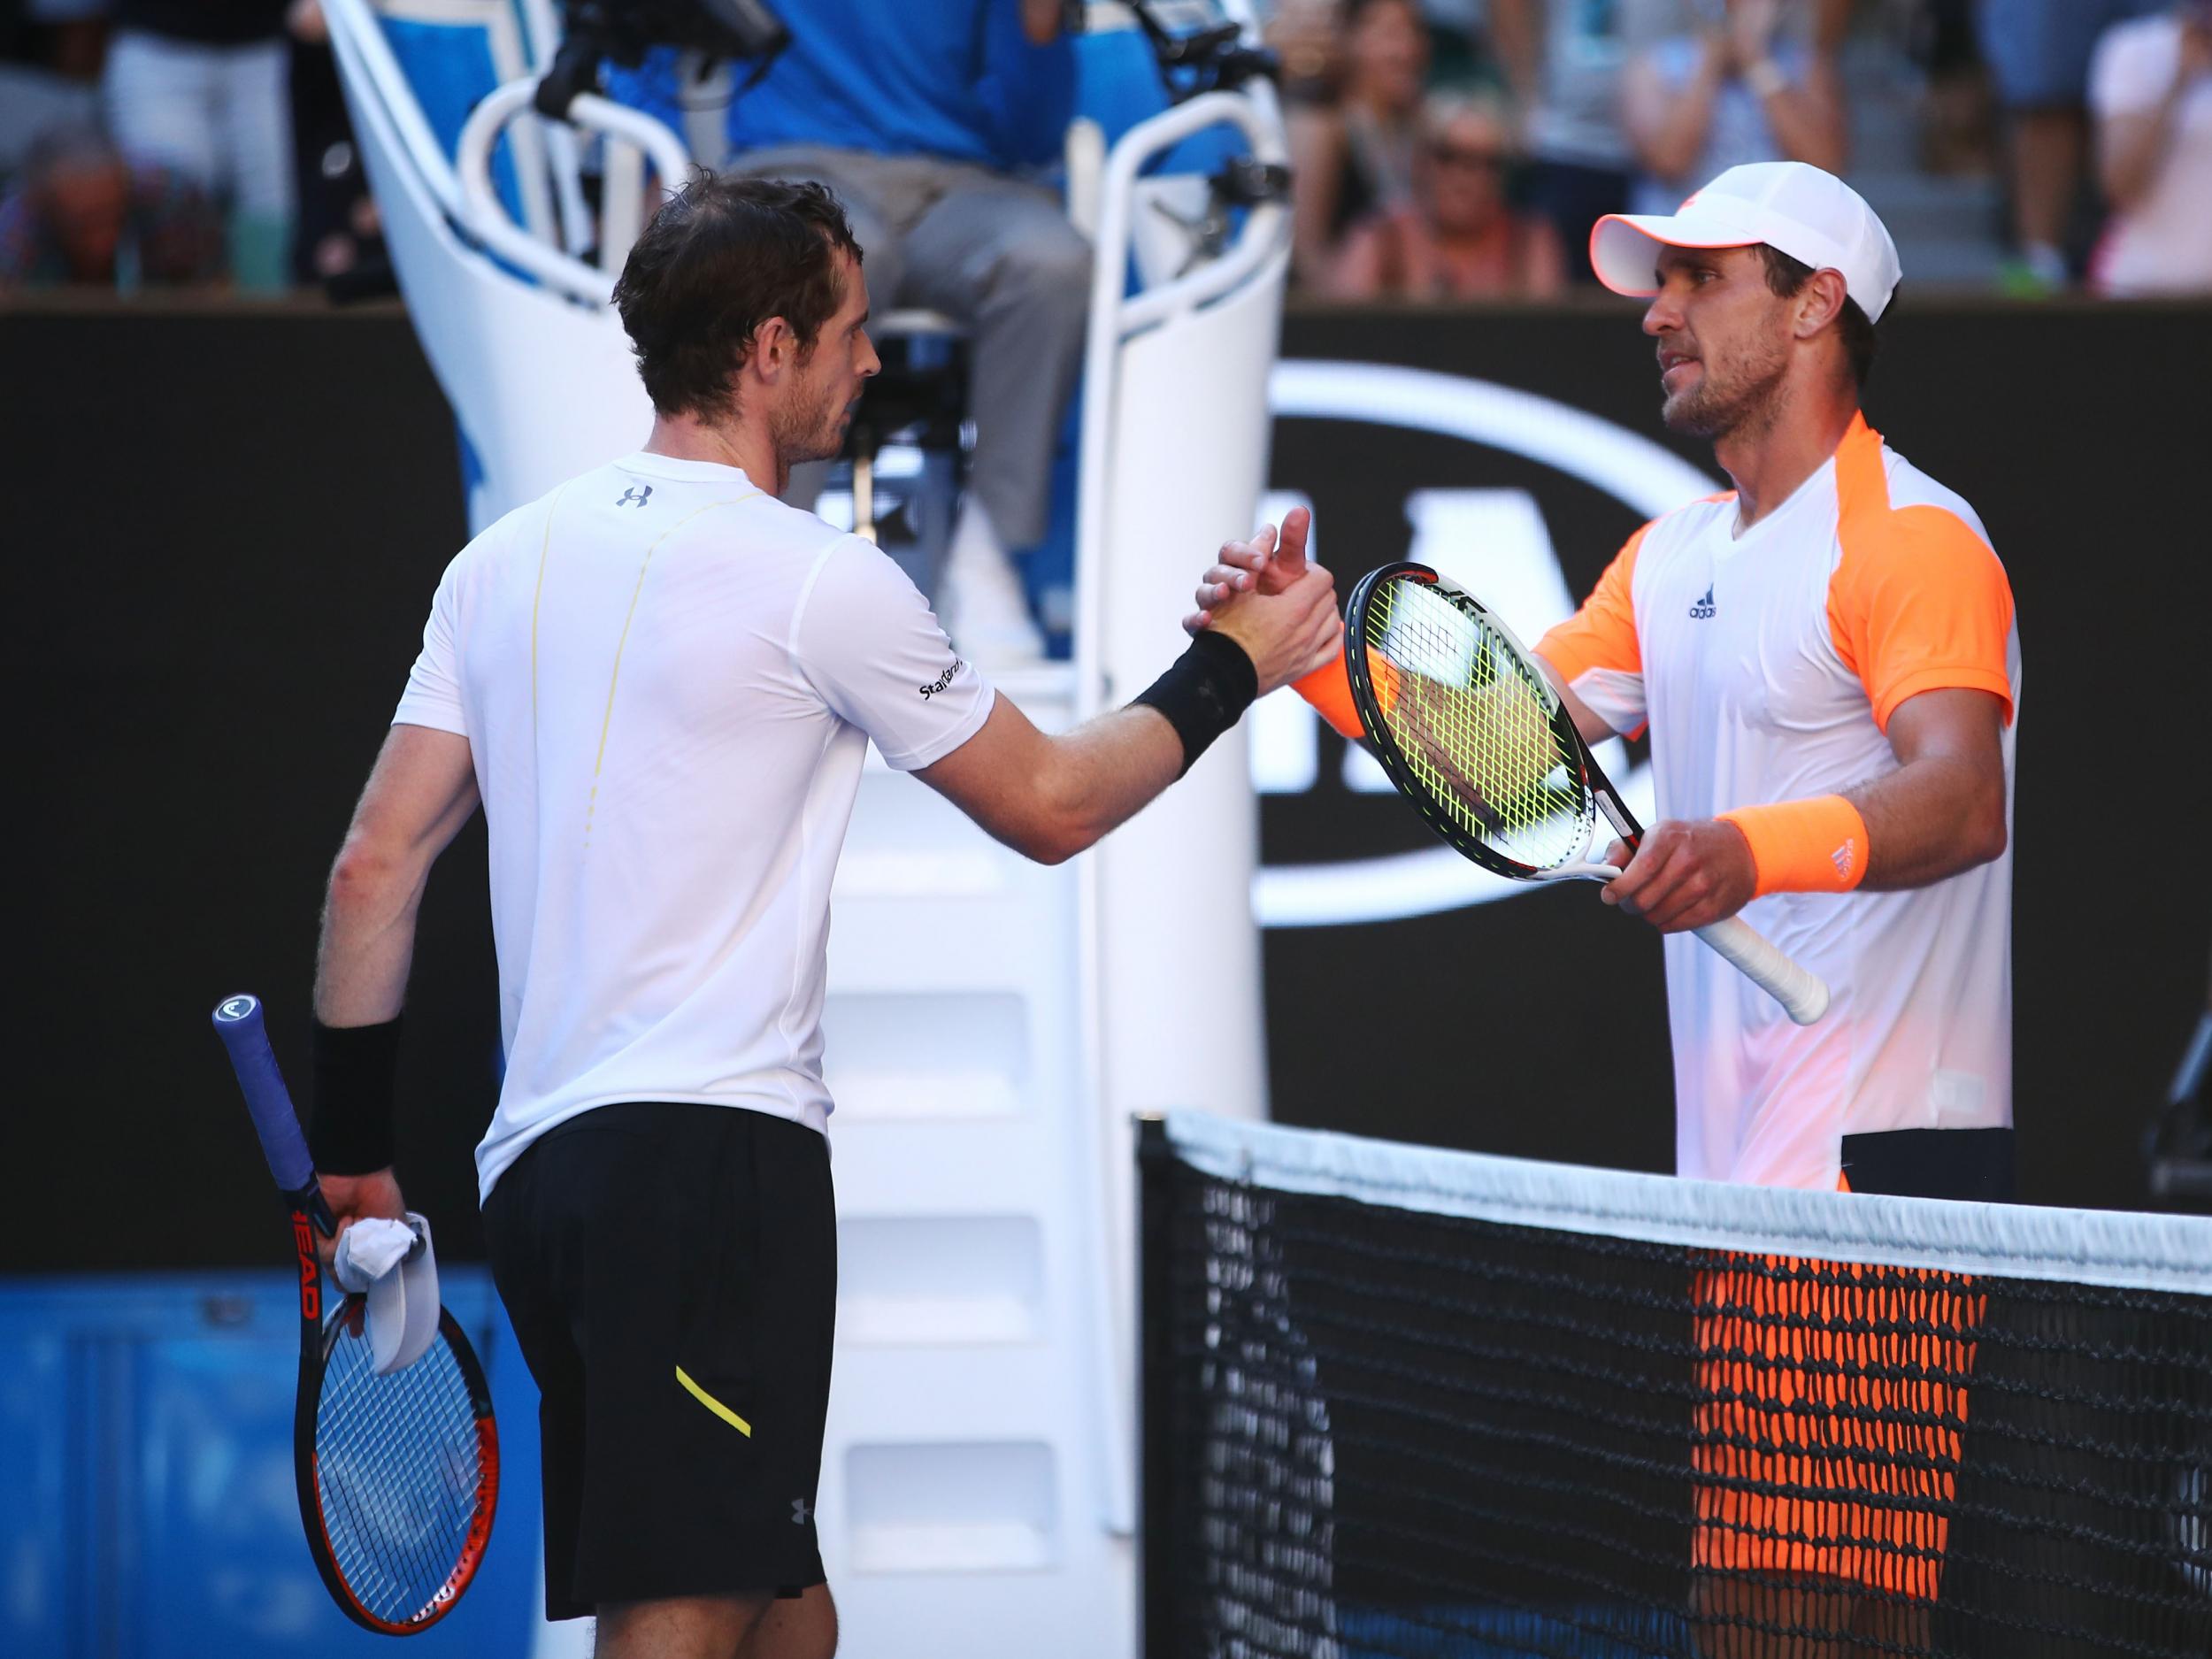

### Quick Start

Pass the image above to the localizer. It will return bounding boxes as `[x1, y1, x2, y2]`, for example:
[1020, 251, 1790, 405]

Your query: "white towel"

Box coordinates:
[332, 1212, 441, 1374]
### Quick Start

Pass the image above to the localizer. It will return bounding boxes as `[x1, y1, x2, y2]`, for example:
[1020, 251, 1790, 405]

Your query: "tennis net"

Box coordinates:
[1139, 1114, 2212, 1659]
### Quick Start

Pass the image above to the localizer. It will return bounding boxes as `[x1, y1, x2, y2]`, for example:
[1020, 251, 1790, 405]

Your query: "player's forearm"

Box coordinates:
[1845, 755, 2006, 891]
[313, 846, 432, 1025]
[1030, 706, 1188, 863]
[1535, 653, 1620, 748]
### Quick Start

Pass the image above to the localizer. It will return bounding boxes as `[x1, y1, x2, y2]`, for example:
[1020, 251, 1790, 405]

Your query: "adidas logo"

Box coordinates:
[1832, 839, 1856, 879]
[1688, 585, 1716, 619]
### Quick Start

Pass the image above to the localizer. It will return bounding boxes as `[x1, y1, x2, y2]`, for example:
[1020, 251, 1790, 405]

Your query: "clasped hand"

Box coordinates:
[1183, 504, 1342, 695]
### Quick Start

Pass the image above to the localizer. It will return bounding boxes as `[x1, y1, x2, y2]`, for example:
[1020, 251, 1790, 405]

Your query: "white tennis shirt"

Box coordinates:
[1540, 416, 2021, 1190]
[391, 453, 995, 1200]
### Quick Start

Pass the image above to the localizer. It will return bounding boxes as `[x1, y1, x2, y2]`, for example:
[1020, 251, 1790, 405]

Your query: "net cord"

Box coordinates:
[1161, 1112, 2212, 1296]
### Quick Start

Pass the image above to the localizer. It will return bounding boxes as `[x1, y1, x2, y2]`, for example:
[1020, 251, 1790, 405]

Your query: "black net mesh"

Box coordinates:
[313, 1318, 488, 1626]
[1144, 1133, 2212, 1659]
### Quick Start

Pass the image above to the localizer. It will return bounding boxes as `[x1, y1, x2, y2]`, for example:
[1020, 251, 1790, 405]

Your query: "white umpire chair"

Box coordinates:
[320, 4, 1292, 1654]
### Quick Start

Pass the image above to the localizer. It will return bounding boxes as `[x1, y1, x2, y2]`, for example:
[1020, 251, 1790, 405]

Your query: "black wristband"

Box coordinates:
[311, 1017, 403, 1175]
[1130, 629, 1259, 775]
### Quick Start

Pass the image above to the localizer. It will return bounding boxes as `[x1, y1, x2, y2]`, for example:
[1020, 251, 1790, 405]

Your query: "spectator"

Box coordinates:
[1288, 0, 1432, 289]
[102, 0, 294, 290]
[1909, 0, 1997, 178]
[1622, 0, 1846, 217]
[1329, 95, 1567, 298]
[2089, 2, 2212, 296]
[1488, 0, 1636, 285]
[717, 0, 1085, 665]
[285, 0, 385, 289]
[0, 120, 220, 287]
[1977, 0, 2162, 293]
[2, 1, 105, 185]
[1268, 0, 1347, 108]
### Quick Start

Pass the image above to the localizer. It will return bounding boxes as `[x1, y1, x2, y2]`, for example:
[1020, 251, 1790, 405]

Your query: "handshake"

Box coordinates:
[1179, 504, 1344, 696]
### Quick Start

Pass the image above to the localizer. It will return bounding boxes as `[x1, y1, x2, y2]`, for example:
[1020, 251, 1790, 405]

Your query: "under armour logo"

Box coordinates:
[616, 484, 653, 508]
[791, 1499, 813, 1527]
[1688, 585, 1716, 619]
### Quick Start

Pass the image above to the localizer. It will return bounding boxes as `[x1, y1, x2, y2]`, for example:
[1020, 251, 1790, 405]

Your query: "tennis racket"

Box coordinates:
[1342, 564, 1831, 1025]
[211, 993, 499, 1634]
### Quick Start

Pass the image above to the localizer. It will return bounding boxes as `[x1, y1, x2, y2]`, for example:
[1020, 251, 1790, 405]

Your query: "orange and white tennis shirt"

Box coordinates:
[1539, 414, 2020, 1189]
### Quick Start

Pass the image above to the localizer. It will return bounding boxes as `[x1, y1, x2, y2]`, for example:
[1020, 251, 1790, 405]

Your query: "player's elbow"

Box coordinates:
[1015, 805, 1105, 867]
[1021, 832, 1080, 867]
[1957, 787, 2008, 871]
[1010, 755, 1118, 865]
[326, 836, 412, 914]
[1968, 809, 2007, 870]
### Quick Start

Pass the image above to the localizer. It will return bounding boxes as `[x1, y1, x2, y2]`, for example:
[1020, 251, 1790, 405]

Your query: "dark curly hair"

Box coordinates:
[611, 173, 863, 422]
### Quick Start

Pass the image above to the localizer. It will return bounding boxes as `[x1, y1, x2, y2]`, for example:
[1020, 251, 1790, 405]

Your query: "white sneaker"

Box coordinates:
[941, 502, 1046, 666]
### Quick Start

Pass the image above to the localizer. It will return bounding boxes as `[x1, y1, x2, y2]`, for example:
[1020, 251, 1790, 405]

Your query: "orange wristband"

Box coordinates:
[1717, 795, 1869, 895]
[1294, 650, 1363, 738]
[1291, 632, 1409, 741]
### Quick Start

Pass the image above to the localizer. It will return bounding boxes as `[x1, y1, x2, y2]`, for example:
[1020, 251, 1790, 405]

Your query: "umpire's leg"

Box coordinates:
[897, 163, 1091, 552]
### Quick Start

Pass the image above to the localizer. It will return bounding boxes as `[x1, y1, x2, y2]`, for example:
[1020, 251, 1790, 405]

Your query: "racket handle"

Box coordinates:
[211, 994, 318, 1193]
[1691, 918, 1832, 1026]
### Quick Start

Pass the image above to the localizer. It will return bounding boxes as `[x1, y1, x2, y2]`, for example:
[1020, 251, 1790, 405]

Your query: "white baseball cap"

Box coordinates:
[1589, 161, 1902, 322]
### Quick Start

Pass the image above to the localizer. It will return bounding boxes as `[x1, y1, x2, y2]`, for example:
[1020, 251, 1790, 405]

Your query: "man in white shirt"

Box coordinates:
[301, 175, 1340, 1659]
[1200, 160, 2020, 1649]
[1212, 162, 2018, 1201]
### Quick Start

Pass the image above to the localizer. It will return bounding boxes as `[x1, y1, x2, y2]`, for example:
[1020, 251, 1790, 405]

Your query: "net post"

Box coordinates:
[1135, 1113, 1177, 1659]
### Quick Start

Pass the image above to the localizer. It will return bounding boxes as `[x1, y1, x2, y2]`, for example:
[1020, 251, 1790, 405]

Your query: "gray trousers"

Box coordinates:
[733, 146, 1091, 549]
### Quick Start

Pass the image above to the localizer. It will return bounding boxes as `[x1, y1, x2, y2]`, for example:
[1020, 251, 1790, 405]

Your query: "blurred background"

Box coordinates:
[9, 0, 2212, 299]
[5, 1, 2210, 1655]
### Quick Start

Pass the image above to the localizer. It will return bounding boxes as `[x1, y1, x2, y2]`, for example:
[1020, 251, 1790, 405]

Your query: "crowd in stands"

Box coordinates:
[1275, 0, 2212, 300]
[1, 0, 2204, 299]
[0, 0, 380, 292]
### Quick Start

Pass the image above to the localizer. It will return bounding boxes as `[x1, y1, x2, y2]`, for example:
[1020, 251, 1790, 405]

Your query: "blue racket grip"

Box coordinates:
[211, 994, 317, 1194]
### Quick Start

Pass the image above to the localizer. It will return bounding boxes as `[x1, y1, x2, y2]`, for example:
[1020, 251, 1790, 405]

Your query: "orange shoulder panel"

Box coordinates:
[1536, 520, 1651, 686]
[1830, 422, 2015, 731]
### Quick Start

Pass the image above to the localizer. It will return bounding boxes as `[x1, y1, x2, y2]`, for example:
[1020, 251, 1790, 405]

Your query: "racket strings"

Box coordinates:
[1362, 581, 1592, 869]
[315, 1321, 486, 1625]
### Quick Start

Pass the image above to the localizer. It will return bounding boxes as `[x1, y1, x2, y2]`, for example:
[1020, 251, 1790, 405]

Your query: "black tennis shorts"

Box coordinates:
[483, 1102, 835, 1619]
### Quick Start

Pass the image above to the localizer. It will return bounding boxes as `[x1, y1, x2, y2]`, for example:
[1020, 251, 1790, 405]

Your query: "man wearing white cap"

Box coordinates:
[1202, 153, 2022, 1655]
[1564, 161, 2021, 1655]
[1205, 160, 2021, 1202]
[1563, 158, 2019, 1207]
[1563, 163, 2023, 1653]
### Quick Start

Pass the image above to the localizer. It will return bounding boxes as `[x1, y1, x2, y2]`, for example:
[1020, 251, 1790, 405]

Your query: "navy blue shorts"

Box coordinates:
[483, 1102, 835, 1619]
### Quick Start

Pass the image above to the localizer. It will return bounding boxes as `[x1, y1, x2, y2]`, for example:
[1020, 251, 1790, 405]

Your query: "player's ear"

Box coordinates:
[750, 315, 794, 382]
[1793, 268, 1850, 341]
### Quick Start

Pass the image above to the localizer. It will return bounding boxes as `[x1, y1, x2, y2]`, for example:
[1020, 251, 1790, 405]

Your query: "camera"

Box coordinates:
[538, 0, 789, 118]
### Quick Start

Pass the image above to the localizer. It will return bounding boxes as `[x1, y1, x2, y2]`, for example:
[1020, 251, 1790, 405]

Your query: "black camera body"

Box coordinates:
[538, 0, 789, 118]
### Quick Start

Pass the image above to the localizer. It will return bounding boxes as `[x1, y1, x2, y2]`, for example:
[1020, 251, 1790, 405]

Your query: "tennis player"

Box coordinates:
[1195, 160, 2021, 1649]
[1203, 159, 2018, 1200]
[302, 175, 1340, 1659]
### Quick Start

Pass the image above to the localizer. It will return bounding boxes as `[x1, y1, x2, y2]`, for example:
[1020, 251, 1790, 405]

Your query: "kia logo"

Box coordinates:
[1251, 361, 1721, 929]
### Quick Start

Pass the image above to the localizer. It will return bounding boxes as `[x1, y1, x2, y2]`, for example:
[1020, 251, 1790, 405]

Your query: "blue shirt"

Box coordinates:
[724, 0, 1073, 170]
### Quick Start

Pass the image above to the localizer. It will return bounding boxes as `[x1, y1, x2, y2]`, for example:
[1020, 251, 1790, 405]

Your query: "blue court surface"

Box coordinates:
[0, 1269, 541, 1658]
